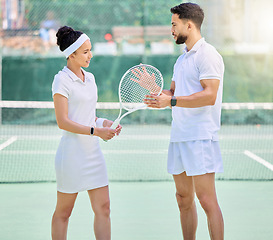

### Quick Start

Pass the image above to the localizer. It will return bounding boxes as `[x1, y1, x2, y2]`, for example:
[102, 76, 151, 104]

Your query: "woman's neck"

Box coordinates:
[67, 62, 84, 82]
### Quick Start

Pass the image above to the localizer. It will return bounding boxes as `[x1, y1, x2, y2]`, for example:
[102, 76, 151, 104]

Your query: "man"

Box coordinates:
[144, 3, 224, 240]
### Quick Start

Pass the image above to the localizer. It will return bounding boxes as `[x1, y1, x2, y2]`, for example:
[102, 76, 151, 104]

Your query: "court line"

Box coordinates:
[114, 135, 170, 140]
[104, 150, 167, 154]
[2, 150, 167, 155]
[0, 136, 18, 151]
[2, 150, 55, 154]
[244, 150, 273, 171]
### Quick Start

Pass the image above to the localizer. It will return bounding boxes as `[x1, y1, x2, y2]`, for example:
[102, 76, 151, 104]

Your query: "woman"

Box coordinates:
[51, 26, 121, 240]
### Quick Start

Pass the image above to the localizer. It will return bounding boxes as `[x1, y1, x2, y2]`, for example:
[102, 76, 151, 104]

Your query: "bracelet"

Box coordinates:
[90, 127, 94, 135]
[96, 118, 106, 128]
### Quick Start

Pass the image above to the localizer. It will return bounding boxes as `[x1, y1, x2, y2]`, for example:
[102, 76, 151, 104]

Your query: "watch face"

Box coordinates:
[171, 97, 177, 106]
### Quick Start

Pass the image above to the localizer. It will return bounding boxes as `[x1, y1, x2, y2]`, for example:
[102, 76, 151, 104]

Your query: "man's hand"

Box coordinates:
[144, 93, 172, 108]
[131, 66, 161, 93]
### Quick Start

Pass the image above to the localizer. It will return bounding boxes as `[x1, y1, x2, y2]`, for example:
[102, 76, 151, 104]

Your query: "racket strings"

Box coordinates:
[119, 65, 163, 110]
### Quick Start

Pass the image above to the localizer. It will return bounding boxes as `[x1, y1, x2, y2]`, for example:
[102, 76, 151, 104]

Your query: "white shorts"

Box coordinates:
[167, 140, 223, 176]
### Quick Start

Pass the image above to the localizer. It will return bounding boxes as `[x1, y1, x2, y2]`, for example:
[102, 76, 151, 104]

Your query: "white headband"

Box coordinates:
[62, 33, 90, 58]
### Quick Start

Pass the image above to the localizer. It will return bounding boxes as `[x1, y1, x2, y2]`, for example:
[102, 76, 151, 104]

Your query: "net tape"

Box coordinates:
[1, 101, 272, 109]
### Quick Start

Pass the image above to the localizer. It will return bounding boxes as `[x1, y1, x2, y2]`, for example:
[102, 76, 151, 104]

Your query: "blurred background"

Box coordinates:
[0, 1, 273, 239]
[1, 0, 273, 103]
[0, 0, 272, 181]
[0, 0, 273, 180]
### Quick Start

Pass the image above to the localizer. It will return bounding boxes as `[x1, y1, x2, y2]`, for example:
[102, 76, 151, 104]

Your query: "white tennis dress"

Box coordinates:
[52, 66, 108, 193]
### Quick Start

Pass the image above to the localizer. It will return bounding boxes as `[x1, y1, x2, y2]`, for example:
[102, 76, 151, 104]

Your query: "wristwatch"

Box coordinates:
[90, 127, 94, 135]
[171, 96, 177, 107]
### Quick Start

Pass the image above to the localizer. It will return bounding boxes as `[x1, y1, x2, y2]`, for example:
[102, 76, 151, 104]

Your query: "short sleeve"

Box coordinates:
[52, 74, 70, 98]
[172, 55, 183, 83]
[197, 47, 224, 81]
[172, 62, 177, 83]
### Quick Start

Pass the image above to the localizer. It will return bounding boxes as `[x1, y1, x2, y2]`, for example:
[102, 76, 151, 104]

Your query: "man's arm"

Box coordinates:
[145, 79, 219, 108]
[162, 81, 175, 96]
[175, 79, 220, 108]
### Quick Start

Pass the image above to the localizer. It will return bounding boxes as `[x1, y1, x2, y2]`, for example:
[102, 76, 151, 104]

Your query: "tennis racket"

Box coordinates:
[111, 64, 164, 130]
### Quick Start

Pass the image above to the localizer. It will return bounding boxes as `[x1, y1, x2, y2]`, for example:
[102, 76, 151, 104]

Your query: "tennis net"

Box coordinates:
[0, 101, 273, 183]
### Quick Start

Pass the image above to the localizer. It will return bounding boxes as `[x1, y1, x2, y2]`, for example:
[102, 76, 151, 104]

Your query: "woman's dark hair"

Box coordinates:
[170, 3, 204, 30]
[56, 26, 83, 51]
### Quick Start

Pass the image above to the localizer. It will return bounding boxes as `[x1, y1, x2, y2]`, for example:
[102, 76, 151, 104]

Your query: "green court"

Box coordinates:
[1, 123, 273, 239]
[1, 124, 273, 182]
[1, 181, 273, 240]
[1, 0, 273, 239]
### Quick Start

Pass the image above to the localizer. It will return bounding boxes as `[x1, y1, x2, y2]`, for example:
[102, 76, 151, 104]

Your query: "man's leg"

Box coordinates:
[194, 173, 224, 240]
[173, 172, 198, 240]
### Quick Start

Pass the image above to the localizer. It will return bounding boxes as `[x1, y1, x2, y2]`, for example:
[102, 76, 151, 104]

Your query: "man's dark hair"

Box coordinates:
[170, 3, 204, 30]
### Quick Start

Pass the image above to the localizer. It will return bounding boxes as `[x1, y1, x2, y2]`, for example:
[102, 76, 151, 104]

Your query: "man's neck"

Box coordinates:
[185, 32, 202, 52]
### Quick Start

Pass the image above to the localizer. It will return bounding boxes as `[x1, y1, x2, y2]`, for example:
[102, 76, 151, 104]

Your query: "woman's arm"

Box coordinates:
[53, 94, 116, 140]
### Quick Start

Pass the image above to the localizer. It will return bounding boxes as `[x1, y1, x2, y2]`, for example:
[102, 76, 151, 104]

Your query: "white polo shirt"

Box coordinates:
[170, 38, 224, 142]
[52, 66, 97, 130]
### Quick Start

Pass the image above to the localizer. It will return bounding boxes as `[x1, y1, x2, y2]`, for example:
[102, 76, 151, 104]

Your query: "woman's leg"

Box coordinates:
[88, 186, 111, 240]
[51, 191, 78, 240]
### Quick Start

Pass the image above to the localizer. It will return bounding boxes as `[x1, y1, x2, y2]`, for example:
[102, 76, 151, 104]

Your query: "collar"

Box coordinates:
[62, 66, 90, 82]
[183, 37, 205, 54]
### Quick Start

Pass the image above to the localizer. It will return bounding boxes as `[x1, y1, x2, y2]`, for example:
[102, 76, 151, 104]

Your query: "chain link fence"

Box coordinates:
[1, 0, 273, 102]
[1, 0, 273, 57]
[1, 0, 179, 56]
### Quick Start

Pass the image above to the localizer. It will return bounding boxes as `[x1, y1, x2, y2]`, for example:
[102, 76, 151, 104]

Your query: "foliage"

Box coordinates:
[24, 0, 181, 41]
[223, 54, 273, 102]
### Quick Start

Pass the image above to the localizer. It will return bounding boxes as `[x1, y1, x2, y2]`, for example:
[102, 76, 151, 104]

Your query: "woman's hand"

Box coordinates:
[94, 127, 116, 141]
[104, 119, 122, 136]
[114, 124, 122, 136]
[101, 119, 123, 139]
[103, 119, 114, 128]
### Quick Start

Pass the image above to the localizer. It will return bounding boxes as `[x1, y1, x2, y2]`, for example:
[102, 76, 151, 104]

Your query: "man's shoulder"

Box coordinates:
[199, 41, 222, 58]
[174, 53, 185, 65]
[195, 41, 223, 66]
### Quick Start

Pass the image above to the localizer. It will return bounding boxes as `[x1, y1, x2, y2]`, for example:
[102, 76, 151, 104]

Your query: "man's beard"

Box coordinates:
[176, 34, 187, 45]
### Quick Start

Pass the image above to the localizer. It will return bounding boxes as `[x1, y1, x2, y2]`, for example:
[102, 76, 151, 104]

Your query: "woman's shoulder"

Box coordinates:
[83, 69, 95, 79]
[52, 69, 73, 92]
[53, 68, 72, 83]
[52, 68, 72, 97]
[82, 69, 96, 82]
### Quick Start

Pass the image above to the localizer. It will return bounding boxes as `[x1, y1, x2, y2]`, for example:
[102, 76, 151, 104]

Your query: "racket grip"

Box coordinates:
[103, 119, 120, 142]
[111, 119, 120, 129]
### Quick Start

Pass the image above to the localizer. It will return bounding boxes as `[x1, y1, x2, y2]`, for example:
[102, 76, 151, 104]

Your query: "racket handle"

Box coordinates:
[111, 119, 120, 129]
[103, 119, 120, 142]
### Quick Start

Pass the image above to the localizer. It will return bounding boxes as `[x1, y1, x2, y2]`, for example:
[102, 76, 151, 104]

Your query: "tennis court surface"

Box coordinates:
[0, 101, 273, 239]
[1, 124, 273, 182]
[1, 181, 273, 240]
